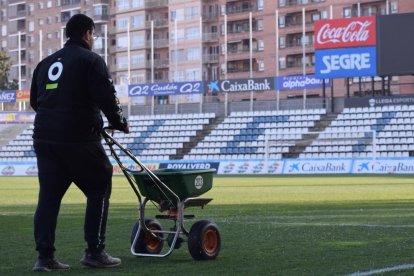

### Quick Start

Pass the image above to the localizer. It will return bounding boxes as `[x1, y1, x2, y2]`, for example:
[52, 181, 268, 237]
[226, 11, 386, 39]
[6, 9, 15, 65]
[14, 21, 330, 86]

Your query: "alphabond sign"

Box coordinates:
[276, 75, 331, 90]
[314, 16, 376, 49]
[315, 47, 377, 78]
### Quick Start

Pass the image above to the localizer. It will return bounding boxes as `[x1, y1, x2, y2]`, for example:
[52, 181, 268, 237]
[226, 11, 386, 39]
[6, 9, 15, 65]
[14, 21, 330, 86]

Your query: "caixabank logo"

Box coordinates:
[2, 166, 15, 176]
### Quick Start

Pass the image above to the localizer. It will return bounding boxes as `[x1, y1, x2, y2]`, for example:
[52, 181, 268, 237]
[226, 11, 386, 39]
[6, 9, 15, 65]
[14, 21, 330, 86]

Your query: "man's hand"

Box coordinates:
[122, 117, 129, 134]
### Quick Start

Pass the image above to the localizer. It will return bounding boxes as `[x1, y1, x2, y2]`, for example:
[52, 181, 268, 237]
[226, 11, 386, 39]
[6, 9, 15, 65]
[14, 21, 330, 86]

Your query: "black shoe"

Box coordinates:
[33, 258, 70, 272]
[80, 250, 121, 268]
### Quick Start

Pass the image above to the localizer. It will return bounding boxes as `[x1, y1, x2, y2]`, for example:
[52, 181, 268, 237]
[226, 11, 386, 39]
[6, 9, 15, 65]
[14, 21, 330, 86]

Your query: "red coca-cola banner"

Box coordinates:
[314, 16, 376, 49]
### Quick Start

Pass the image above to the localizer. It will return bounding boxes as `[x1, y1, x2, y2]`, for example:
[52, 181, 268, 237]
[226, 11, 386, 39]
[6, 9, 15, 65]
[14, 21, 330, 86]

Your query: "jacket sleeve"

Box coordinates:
[88, 57, 128, 131]
[30, 67, 38, 111]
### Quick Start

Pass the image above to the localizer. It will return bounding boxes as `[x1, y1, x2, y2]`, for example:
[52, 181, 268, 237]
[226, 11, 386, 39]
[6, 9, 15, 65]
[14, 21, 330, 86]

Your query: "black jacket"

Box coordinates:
[30, 39, 127, 143]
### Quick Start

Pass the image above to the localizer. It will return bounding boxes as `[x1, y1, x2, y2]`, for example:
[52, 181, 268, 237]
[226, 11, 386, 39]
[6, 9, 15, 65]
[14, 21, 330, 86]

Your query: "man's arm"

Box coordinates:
[30, 68, 38, 111]
[88, 57, 129, 133]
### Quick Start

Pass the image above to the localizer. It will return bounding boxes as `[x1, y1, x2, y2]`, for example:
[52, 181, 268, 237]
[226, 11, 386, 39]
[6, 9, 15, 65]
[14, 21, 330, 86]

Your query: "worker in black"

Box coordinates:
[30, 14, 129, 272]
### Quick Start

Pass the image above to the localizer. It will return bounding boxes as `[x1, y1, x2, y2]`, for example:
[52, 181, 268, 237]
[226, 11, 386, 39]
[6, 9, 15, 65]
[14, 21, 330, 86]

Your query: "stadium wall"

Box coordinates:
[2, 158, 414, 176]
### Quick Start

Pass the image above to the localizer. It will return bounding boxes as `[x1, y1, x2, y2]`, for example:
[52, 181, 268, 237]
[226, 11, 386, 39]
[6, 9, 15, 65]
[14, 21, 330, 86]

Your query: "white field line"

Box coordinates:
[2, 214, 414, 229]
[347, 264, 414, 276]
[242, 221, 414, 228]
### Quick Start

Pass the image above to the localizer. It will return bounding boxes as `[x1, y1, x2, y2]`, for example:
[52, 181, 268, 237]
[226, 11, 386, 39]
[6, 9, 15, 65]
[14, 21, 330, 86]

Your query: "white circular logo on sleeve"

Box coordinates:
[48, 62, 63, 81]
[194, 175, 203, 189]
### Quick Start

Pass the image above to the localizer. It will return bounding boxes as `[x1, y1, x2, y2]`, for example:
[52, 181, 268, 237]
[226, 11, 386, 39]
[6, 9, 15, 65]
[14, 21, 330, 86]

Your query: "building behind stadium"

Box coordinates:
[1, 0, 414, 106]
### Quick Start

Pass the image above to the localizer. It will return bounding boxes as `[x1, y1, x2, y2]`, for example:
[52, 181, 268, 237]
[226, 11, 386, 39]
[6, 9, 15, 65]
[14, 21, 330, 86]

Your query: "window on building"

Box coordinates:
[117, 18, 128, 30]
[132, 0, 144, 8]
[279, 0, 286, 8]
[28, 4, 34, 15]
[390, 1, 398, 14]
[117, 56, 128, 69]
[1, 25, 6, 36]
[257, 19, 264, 31]
[131, 33, 145, 47]
[185, 27, 199, 39]
[131, 15, 144, 28]
[185, 6, 199, 20]
[185, 69, 200, 81]
[117, 0, 129, 10]
[171, 9, 184, 21]
[279, 37, 285, 48]
[220, 5, 226, 16]
[343, 7, 351, 18]
[258, 60, 264, 71]
[187, 47, 201, 61]
[94, 5, 108, 17]
[279, 16, 285, 28]
[117, 36, 128, 49]
[47, 1, 52, 8]
[258, 40, 264, 51]
[131, 73, 144, 83]
[47, 33, 52, 40]
[171, 49, 185, 62]
[258, 0, 264, 10]
[279, 57, 286, 69]
[28, 35, 34, 47]
[131, 54, 145, 67]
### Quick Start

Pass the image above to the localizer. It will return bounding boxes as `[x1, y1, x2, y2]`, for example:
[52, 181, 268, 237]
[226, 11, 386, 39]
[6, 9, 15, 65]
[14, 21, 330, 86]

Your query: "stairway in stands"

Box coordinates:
[282, 113, 339, 158]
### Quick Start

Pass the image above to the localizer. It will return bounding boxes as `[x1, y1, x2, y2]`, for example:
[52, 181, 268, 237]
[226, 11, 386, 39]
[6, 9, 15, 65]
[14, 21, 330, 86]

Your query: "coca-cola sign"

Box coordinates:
[314, 16, 376, 49]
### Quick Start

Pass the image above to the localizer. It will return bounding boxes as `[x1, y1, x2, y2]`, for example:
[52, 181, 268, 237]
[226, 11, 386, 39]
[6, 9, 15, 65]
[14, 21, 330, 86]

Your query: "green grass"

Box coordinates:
[2, 175, 414, 275]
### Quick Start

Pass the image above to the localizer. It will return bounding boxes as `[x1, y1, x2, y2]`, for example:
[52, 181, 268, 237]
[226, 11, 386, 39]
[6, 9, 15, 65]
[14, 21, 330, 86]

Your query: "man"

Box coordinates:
[30, 14, 129, 272]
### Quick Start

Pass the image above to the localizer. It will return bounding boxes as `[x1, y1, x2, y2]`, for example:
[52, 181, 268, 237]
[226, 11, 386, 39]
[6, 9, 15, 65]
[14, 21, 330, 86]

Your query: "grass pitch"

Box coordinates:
[1, 175, 414, 275]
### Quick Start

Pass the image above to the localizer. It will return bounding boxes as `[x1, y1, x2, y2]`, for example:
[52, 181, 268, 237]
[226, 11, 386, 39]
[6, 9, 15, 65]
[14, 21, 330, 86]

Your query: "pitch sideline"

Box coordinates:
[347, 264, 414, 276]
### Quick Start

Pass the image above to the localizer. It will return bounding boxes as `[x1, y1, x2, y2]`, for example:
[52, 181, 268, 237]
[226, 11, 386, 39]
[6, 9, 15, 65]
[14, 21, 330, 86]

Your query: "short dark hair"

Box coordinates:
[65, 14, 95, 39]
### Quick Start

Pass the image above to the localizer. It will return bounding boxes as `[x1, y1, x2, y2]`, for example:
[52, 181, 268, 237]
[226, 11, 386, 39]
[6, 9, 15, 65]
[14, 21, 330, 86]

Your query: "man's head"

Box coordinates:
[65, 14, 96, 49]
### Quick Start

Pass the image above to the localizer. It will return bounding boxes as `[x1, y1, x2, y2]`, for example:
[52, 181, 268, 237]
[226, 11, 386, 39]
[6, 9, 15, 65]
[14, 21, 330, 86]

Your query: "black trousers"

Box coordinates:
[33, 140, 113, 258]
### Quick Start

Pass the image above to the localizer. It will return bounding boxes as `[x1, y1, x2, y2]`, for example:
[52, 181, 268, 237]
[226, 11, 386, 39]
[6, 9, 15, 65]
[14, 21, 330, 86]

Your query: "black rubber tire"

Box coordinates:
[188, 220, 221, 260]
[130, 219, 164, 254]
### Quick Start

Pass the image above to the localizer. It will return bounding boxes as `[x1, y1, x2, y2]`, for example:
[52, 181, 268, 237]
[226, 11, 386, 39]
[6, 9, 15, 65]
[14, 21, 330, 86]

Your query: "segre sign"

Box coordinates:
[314, 16, 376, 49]
[315, 47, 377, 78]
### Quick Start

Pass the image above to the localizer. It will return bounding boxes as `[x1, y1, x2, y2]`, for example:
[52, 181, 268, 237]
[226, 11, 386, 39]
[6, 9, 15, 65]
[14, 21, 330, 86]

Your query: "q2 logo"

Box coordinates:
[129, 85, 150, 96]
[179, 82, 201, 94]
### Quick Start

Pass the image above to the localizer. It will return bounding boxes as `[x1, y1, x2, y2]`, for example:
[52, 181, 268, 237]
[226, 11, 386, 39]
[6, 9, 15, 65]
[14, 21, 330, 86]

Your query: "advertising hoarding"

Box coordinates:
[129, 81, 204, 97]
[275, 75, 331, 90]
[206, 77, 274, 94]
[314, 16, 376, 49]
[315, 46, 377, 78]
[376, 12, 414, 76]
[0, 90, 16, 103]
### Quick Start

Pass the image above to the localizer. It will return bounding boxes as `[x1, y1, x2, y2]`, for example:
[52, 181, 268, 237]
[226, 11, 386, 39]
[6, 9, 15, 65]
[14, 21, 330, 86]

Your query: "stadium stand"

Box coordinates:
[1, 105, 414, 162]
[103, 112, 216, 161]
[301, 105, 414, 158]
[183, 108, 326, 160]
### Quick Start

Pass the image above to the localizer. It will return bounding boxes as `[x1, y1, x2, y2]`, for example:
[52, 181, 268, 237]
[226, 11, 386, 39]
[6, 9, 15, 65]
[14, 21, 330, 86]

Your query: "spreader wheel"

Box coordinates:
[131, 219, 164, 254]
[188, 220, 221, 260]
